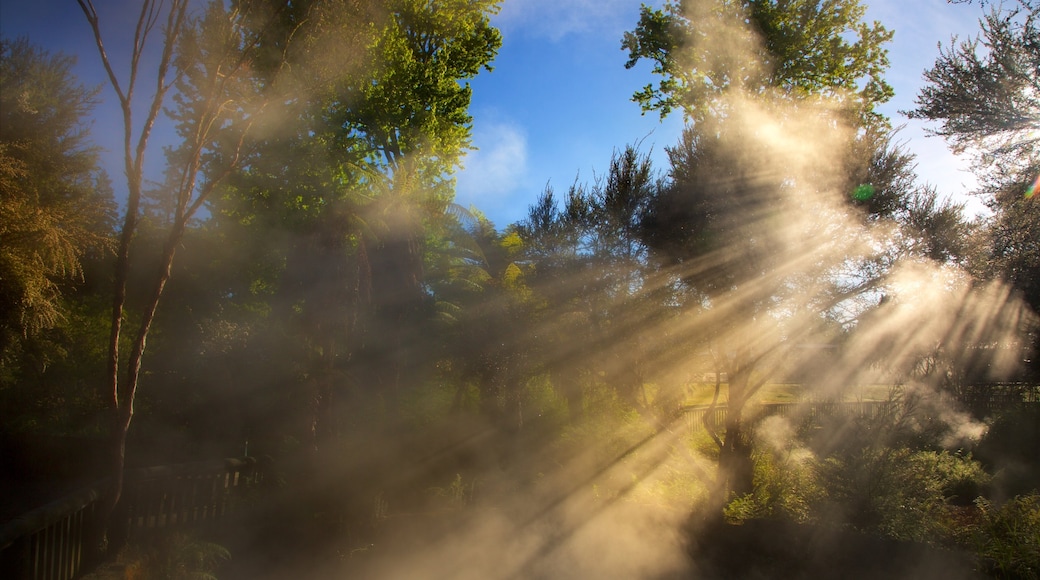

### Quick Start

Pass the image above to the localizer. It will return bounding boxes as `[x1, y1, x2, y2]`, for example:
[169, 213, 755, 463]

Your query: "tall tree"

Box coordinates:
[76, 0, 282, 546]
[343, 0, 501, 416]
[514, 148, 669, 413]
[515, 185, 598, 418]
[0, 38, 114, 358]
[622, 0, 894, 127]
[624, 0, 900, 499]
[213, 0, 501, 444]
[909, 1, 1040, 378]
[432, 212, 542, 428]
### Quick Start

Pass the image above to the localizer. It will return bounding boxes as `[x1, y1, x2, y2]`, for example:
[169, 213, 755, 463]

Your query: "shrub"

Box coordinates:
[723, 418, 821, 524]
[724, 447, 820, 524]
[974, 494, 1040, 579]
[86, 533, 230, 580]
[814, 448, 990, 542]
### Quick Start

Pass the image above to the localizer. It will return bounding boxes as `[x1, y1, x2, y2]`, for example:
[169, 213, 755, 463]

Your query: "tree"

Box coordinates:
[622, 0, 894, 127]
[0, 38, 114, 359]
[340, 0, 501, 417]
[910, 3, 1038, 175]
[515, 185, 598, 419]
[909, 1, 1040, 378]
[580, 147, 666, 409]
[205, 0, 501, 451]
[512, 147, 675, 414]
[76, 0, 281, 547]
[623, 0, 904, 500]
[432, 211, 542, 428]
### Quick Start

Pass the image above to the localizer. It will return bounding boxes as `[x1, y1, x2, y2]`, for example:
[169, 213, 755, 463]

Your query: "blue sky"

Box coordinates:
[1, 0, 989, 227]
[457, 0, 989, 226]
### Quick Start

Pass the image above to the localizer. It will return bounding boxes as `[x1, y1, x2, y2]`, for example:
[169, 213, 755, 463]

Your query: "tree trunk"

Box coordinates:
[103, 410, 131, 550]
[717, 357, 755, 499]
[558, 366, 584, 422]
[719, 405, 754, 498]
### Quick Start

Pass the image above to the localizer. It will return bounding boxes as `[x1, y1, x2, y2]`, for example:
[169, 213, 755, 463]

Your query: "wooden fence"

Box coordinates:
[682, 401, 899, 431]
[682, 395, 1039, 432]
[0, 457, 261, 580]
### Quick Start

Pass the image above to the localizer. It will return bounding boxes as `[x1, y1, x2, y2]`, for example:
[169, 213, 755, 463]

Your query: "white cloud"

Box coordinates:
[455, 117, 529, 218]
[494, 0, 643, 41]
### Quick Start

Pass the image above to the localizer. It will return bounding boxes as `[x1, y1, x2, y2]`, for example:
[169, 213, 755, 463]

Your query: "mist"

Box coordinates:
[2, 0, 1039, 579]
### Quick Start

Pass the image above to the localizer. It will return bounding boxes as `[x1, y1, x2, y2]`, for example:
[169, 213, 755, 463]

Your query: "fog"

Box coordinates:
[3, 1, 1037, 579]
[208, 1, 1033, 576]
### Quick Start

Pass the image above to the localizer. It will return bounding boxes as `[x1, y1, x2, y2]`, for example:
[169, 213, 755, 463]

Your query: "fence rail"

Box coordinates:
[0, 457, 260, 580]
[682, 394, 1039, 432]
[683, 401, 892, 430]
[121, 457, 260, 532]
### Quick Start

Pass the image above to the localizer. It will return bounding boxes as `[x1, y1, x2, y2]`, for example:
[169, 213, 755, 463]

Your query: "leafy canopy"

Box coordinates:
[910, 2, 1040, 377]
[0, 38, 114, 347]
[623, 0, 894, 126]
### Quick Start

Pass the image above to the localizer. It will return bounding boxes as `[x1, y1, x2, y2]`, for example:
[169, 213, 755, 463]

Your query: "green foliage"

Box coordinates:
[398, 380, 458, 427]
[724, 449, 819, 524]
[973, 494, 1040, 579]
[926, 450, 993, 505]
[842, 127, 920, 222]
[208, 0, 503, 434]
[0, 38, 114, 352]
[901, 186, 972, 264]
[976, 406, 1040, 498]
[815, 447, 991, 542]
[524, 374, 570, 430]
[86, 533, 230, 580]
[559, 383, 654, 460]
[340, 0, 502, 172]
[429, 473, 480, 509]
[623, 0, 894, 125]
[910, 2, 1040, 378]
[910, 4, 1039, 164]
[0, 293, 112, 435]
[0, 38, 117, 435]
[513, 146, 667, 411]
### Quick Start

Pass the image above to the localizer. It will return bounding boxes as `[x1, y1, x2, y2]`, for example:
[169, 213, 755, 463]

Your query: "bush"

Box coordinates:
[724, 446, 819, 524]
[976, 407, 1040, 500]
[814, 448, 990, 542]
[974, 494, 1040, 579]
[85, 533, 230, 580]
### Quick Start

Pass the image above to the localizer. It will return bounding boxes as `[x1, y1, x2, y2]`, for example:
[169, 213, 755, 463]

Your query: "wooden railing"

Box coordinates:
[120, 457, 261, 533]
[0, 486, 102, 580]
[682, 393, 1039, 431]
[682, 401, 897, 431]
[0, 457, 261, 580]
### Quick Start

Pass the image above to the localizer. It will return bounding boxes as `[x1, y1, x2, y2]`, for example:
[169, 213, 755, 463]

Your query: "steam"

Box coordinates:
[625, 0, 1035, 410]
[222, 1, 1034, 576]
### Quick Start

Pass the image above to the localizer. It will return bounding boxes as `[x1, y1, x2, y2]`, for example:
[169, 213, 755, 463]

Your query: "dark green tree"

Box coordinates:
[513, 147, 671, 414]
[622, 0, 894, 126]
[211, 0, 501, 449]
[909, 1, 1040, 378]
[515, 185, 598, 419]
[76, 0, 283, 546]
[432, 212, 542, 428]
[0, 38, 114, 358]
[342, 0, 501, 418]
[624, 0, 904, 500]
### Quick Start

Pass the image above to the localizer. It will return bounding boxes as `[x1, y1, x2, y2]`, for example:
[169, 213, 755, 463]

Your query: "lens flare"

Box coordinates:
[1026, 172, 1039, 199]
[852, 183, 875, 201]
